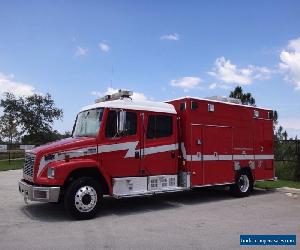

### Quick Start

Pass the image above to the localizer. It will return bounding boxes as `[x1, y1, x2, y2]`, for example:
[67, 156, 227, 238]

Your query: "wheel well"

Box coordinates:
[239, 167, 254, 181]
[63, 167, 109, 195]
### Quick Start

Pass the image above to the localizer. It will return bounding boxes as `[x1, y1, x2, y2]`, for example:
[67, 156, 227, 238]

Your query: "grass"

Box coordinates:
[255, 179, 300, 189]
[0, 159, 24, 171]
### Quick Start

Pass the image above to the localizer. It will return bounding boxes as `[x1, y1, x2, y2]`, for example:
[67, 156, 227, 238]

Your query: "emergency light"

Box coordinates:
[95, 89, 133, 103]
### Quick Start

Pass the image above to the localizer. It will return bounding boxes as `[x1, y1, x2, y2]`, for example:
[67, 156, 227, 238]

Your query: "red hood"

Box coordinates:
[29, 137, 97, 156]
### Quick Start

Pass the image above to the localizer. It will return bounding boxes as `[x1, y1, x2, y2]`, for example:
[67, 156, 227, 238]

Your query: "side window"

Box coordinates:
[147, 116, 156, 139]
[105, 111, 118, 138]
[125, 112, 137, 136]
[156, 115, 172, 137]
[146, 115, 173, 139]
[105, 110, 137, 138]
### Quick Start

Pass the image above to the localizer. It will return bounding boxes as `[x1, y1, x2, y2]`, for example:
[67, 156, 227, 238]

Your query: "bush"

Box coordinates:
[275, 161, 298, 181]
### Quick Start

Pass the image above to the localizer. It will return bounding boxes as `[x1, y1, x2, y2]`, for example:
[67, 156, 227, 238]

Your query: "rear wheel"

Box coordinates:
[64, 177, 102, 220]
[230, 171, 253, 197]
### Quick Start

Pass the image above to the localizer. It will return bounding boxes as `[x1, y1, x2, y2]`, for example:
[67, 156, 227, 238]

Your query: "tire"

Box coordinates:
[230, 170, 253, 197]
[64, 177, 102, 220]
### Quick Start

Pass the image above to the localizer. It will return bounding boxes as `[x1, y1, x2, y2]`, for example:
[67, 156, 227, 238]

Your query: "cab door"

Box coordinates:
[141, 113, 178, 175]
[99, 109, 141, 177]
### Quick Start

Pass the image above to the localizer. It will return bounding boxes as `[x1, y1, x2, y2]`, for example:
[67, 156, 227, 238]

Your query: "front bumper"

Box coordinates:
[18, 180, 60, 202]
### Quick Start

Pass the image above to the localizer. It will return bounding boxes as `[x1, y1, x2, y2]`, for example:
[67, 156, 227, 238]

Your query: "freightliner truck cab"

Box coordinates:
[19, 90, 183, 219]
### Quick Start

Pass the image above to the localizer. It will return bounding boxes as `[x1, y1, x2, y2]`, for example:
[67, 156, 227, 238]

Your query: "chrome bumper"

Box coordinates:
[18, 180, 60, 202]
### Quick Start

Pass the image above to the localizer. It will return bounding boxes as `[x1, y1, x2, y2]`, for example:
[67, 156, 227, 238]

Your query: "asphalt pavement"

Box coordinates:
[0, 169, 299, 250]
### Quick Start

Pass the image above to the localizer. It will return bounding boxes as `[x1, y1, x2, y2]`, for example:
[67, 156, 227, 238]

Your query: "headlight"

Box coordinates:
[47, 167, 55, 179]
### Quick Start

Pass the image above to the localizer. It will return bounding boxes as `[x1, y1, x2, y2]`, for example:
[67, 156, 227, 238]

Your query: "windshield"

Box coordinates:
[73, 108, 104, 138]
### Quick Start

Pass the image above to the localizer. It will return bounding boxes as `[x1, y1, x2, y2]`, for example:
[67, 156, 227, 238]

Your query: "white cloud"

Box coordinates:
[252, 66, 272, 80]
[279, 37, 300, 90]
[219, 84, 231, 90]
[75, 46, 88, 56]
[91, 87, 148, 101]
[0, 73, 35, 97]
[99, 42, 110, 52]
[208, 83, 217, 89]
[91, 91, 102, 97]
[170, 77, 201, 92]
[160, 33, 179, 41]
[279, 118, 300, 138]
[208, 82, 233, 90]
[280, 118, 300, 131]
[285, 128, 300, 139]
[208, 57, 271, 85]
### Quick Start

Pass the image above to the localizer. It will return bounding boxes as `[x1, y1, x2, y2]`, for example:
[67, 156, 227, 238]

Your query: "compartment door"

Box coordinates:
[202, 126, 234, 185]
[190, 125, 204, 186]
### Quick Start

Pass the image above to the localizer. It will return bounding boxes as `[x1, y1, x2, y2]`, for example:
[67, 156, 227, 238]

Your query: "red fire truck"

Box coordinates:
[18, 90, 275, 219]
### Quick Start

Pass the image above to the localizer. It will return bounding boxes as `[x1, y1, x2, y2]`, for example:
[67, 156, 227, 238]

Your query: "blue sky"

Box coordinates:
[0, 1, 300, 137]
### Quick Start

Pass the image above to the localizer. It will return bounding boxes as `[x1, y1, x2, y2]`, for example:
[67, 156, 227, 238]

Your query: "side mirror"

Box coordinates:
[118, 110, 126, 134]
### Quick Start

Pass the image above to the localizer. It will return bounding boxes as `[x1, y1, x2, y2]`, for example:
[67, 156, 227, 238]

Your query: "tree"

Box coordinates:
[0, 113, 22, 144]
[0, 92, 63, 144]
[22, 130, 70, 145]
[275, 126, 288, 141]
[273, 110, 278, 136]
[18, 93, 63, 135]
[273, 110, 278, 125]
[282, 130, 288, 140]
[229, 86, 256, 106]
[0, 93, 23, 143]
[63, 131, 72, 138]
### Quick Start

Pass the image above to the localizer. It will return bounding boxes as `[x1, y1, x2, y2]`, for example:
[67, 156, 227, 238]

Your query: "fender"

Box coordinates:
[36, 158, 112, 194]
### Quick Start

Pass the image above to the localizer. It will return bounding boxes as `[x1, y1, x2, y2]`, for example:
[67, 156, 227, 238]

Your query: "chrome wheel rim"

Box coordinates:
[238, 175, 249, 193]
[75, 186, 97, 213]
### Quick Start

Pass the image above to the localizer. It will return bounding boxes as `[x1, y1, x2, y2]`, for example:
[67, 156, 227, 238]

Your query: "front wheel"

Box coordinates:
[64, 177, 102, 220]
[230, 171, 253, 197]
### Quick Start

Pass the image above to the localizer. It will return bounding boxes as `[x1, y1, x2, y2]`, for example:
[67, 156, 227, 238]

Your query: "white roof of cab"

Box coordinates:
[81, 98, 177, 114]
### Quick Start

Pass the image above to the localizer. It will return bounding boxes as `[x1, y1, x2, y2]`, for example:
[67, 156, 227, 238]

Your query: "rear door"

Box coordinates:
[100, 109, 141, 177]
[263, 120, 274, 179]
[254, 119, 274, 180]
[254, 119, 265, 180]
[141, 113, 178, 175]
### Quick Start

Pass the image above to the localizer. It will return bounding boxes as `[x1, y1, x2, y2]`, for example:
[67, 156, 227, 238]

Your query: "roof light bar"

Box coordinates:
[95, 89, 133, 103]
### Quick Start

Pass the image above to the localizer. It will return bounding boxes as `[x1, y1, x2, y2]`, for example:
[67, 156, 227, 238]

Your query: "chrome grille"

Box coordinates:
[23, 153, 36, 180]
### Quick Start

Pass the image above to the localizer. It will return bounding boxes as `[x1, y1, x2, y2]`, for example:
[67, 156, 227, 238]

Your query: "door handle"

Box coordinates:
[135, 151, 140, 159]
[171, 151, 176, 159]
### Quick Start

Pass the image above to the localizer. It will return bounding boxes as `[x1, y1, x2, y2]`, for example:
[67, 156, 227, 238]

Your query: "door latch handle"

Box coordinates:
[135, 151, 140, 159]
[171, 151, 176, 159]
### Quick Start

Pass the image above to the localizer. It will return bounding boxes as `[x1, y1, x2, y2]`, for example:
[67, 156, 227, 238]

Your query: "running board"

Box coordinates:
[113, 187, 189, 199]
